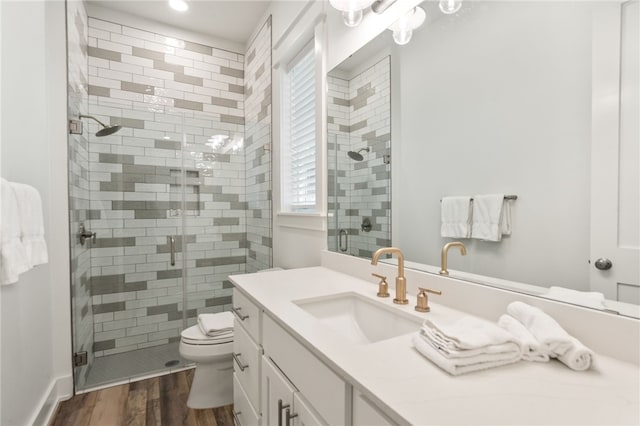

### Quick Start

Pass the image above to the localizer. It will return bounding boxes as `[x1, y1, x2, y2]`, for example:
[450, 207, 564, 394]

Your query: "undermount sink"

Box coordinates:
[293, 292, 422, 345]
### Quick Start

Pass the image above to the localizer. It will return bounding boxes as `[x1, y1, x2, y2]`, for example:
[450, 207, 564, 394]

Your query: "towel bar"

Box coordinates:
[440, 195, 518, 202]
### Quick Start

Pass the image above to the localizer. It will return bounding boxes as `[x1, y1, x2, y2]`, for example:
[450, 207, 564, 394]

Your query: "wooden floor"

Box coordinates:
[51, 369, 234, 426]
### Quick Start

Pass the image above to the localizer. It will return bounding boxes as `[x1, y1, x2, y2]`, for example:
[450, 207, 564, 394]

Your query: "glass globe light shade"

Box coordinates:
[439, 0, 462, 15]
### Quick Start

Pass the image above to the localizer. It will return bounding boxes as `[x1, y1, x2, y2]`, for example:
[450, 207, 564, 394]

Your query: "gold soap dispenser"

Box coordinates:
[415, 287, 442, 312]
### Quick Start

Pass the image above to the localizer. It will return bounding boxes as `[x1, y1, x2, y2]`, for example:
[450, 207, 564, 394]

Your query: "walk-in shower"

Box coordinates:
[66, 3, 273, 392]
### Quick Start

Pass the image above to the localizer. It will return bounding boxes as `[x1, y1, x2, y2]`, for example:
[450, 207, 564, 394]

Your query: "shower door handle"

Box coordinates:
[169, 236, 176, 266]
[339, 229, 348, 252]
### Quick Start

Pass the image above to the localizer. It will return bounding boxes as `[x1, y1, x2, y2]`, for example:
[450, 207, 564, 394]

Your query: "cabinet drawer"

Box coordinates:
[233, 288, 261, 342]
[233, 320, 261, 410]
[263, 314, 347, 426]
[233, 373, 260, 426]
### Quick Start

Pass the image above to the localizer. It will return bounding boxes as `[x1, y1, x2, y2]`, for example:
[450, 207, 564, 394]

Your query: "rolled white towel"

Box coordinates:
[507, 301, 573, 356]
[198, 312, 234, 337]
[412, 332, 521, 376]
[557, 335, 594, 371]
[498, 314, 549, 362]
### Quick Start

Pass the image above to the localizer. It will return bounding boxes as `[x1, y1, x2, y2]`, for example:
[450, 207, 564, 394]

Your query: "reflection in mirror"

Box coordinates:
[327, 56, 391, 258]
[327, 0, 639, 317]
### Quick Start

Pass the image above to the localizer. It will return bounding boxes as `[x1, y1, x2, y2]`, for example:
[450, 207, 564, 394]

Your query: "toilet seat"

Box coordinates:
[181, 324, 233, 345]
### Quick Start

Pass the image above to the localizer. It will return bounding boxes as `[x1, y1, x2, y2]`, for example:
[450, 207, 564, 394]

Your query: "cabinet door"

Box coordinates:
[290, 393, 326, 426]
[352, 390, 395, 426]
[261, 355, 296, 426]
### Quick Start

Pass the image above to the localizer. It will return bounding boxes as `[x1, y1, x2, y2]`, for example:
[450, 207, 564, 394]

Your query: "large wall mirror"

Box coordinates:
[327, 0, 639, 317]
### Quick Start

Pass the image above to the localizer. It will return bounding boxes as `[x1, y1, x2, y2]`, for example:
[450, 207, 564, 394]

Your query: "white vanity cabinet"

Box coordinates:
[261, 356, 325, 426]
[352, 390, 395, 426]
[232, 289, 263, 426]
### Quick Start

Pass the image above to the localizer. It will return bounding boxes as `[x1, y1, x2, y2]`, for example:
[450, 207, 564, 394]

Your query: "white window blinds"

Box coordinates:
[286, 43, 316, 210]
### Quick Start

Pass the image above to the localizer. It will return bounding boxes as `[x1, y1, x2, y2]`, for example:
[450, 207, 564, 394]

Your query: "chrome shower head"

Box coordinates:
[79, 114, 122, 137]
[347, 147, 370, 161]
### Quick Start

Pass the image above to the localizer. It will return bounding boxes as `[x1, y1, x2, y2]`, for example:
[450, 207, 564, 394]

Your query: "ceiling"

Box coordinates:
[88, 0, 271, 45]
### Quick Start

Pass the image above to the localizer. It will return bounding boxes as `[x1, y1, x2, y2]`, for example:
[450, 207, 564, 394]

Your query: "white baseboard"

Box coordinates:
[30, 375, 73, 426]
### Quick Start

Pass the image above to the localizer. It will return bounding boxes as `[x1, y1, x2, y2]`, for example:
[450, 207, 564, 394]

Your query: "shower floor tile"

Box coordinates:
[83, 342, 191, 390]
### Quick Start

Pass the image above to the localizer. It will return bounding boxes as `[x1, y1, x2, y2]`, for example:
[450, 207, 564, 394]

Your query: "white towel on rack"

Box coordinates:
[10, 182, 48, 267]
[198, 312, 234, 337]
[498, 314, 549, 362]
[471, 194, 506, 241]
[1, 179, 30, 285]
[441, 196, 472, 238]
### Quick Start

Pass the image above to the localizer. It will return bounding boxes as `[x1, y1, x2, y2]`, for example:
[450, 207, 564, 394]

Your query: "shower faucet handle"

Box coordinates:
[78, 224, 97, 245]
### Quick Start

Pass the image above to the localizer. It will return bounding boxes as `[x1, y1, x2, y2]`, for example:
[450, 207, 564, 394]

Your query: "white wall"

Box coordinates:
[0, 1, 72, 424]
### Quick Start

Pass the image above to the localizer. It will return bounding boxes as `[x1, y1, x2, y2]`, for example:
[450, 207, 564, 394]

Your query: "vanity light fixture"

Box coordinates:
[169, 0, 188, 12]
[388, 6, 426, 46]
[329, 0, 376, 27]
[371, 0, 397, 14]
[439, 0, 462, 15]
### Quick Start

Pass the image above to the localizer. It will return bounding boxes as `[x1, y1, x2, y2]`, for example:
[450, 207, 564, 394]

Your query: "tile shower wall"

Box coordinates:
[86, 18, 247, 356]
[68, 0, 94, 386]
[244, 18, 272, 273]
[328, 56, 391, 258]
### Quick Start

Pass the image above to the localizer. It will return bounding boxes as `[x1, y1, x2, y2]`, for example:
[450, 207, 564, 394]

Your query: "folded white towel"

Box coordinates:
[441, 196, 472, 238]
[545, 286, 606, 310]
[557, 335, 594, 371]
[1, 179, 30, 285]
[421, 316, 521, 351]
[498, 314, 549, 362]
[10, 182, 48, 267]
[471, 194, 506, 241]
[412, 332, 521, 376]
[507, 301, 573, 355]
[198, 312, 234, 337]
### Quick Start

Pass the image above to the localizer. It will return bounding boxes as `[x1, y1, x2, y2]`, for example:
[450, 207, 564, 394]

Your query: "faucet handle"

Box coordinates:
[371, 273, 390, 298]
[415, 287, 442, 313]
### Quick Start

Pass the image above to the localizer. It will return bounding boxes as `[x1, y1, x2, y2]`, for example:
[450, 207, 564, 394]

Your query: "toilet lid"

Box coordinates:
[181, 324, 233, 345]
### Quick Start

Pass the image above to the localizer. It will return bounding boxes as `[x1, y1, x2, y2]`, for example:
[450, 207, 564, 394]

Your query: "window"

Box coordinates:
[283, 41, 316, 212]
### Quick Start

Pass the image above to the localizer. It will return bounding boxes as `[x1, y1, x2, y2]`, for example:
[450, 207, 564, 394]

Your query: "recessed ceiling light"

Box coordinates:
[169, 0, 188, 12]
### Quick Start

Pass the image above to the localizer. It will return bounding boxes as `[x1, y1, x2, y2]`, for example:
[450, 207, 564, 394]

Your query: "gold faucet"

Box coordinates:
[440, 242, 467, 275]
[371, 247, 408, 305]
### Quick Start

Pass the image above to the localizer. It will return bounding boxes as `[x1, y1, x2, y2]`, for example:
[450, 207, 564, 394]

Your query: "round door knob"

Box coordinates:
[594, 258, 613, 270]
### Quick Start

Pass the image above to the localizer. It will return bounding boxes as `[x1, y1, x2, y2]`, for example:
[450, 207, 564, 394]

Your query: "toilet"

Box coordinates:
[179, 312, 234, 409]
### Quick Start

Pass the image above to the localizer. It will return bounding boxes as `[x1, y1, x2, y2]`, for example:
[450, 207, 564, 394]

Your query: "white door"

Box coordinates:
[590, 0, 640, 304]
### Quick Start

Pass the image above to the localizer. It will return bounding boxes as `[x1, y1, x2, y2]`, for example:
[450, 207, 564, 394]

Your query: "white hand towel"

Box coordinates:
[198, 312, 234, 337]
[421, 316, 522, 351]
[501, 199, 512, 236]
[1, 179, 30, 285]
[441, 196, 472, 238]
[506, 301, 574, 356]
[412, 332, 521, 376]
[498, 314, 549, 362]
[557, 335, 594, 371]
[544, 286, 606, 310]
[471, 194, 505, 241]
[10, 182, 48, 267]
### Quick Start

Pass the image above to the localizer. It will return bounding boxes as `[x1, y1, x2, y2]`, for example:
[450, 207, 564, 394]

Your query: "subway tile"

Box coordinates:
[153, 60, 183, 74]
[110, 116, 145, 129]
[220, 114, 244, 125]
[195, 255, 245, 267]
[174, 72, 203, 87]
[205, 295, 232, 307]
[121, 81, 154, 95]
[88, 46, 122, 62]
[174, 99, 203, 111]
[93, 301, 126, 314]
[184, 40, 213, 55]
[93, 339, 116, 352]
[88, 85, 111, 97]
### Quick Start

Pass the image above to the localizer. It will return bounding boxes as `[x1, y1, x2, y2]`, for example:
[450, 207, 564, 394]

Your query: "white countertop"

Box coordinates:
[229, 266, 640, 426]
